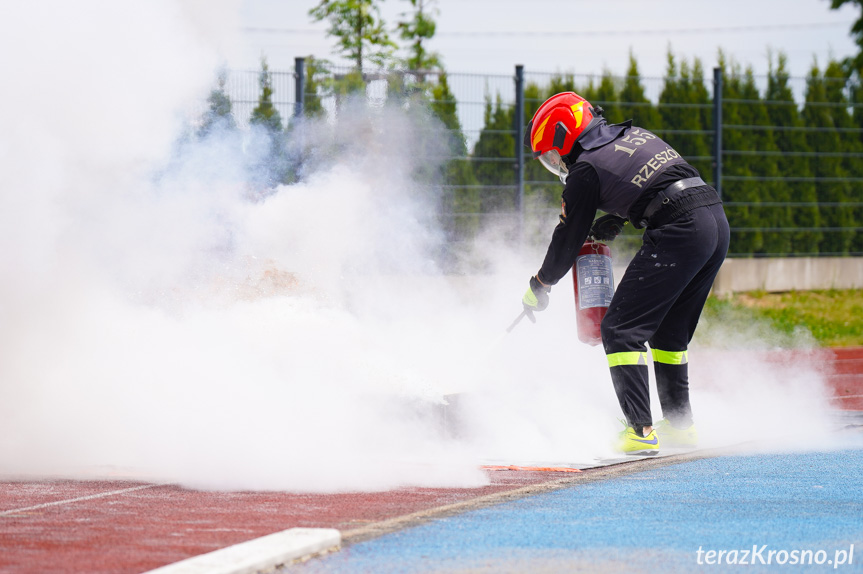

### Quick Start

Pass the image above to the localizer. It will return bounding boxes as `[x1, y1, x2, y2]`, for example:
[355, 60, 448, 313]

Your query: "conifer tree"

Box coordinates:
[250, 57, 288, 187]
[683, 58, 713, 178]
[658, 52, 712, 178]
[692, 59, 714, 152]
[472, 93, 515, 215]
[524, 80, 543, 121]
[803, 61, 851, 254]
[767, 52, 820, 254]
[199, 69, 236, 137]
[547, 73, 577, 97]
[523, 81, 559, 207]
[619, 54, 661, 129]
[302, 56, 328, 119]
[720, 60, 762, 255]
[578, 77, 600, 110]
[593, 71, 622, 124]
[740, 66, 789, 254]
[848, 69, 863, 252]
[823, 59, 859, 253]
[250, 57, 284, 133]
[431, 73, 480, 239]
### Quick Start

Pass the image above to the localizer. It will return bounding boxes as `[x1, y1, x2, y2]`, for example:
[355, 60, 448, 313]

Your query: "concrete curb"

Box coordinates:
[142, 527, 341, 574]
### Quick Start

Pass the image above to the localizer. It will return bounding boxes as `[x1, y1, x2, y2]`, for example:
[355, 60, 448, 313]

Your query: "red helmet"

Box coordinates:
[525, 92, 599, 182]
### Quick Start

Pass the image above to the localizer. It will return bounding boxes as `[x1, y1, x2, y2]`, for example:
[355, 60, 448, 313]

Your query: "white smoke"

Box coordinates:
[0, 1, 840, 494]
[689, 313, 837, 452]
[0, 0, 503, 491]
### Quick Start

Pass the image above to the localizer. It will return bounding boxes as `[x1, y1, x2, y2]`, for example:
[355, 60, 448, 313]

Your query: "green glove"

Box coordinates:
[522, 275, 550, 312]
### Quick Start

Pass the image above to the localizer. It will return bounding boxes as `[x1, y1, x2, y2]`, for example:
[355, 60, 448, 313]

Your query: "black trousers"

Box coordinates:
[600, 203, 730, 429]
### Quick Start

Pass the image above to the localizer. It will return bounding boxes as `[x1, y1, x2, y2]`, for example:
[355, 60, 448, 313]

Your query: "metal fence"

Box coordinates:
[217, 59, 863, 258]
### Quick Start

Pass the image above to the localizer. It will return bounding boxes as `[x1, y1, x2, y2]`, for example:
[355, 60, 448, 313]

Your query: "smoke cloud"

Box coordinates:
[0, 1, 840, 493]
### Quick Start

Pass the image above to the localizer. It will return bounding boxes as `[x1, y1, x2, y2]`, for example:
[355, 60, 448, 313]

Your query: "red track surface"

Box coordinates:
[0, 472, 567, 574]
[826, 347, 863, 410]
[758, 346, 863, 410]
[2, 348, 861, 574]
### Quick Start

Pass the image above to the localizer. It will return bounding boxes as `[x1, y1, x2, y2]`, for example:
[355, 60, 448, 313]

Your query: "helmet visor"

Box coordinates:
[538, 149, 568, 184]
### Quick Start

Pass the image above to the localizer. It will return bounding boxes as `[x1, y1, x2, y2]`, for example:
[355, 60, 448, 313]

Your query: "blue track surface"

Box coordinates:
[296, 446, 863, 573]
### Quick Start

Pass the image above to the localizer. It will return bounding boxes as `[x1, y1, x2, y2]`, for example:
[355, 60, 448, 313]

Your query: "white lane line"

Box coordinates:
[0, 483, 160, 516]
[141, 528, 341, 574]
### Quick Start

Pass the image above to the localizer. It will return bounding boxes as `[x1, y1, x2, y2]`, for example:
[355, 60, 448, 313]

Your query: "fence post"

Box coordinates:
[294, 57, 306, 118]
[712, 66, 723, 199]
[515, 64, 525, 241]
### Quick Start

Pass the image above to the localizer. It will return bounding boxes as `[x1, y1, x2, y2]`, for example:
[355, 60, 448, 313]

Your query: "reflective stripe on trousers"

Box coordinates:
[651, 348, 688, 365]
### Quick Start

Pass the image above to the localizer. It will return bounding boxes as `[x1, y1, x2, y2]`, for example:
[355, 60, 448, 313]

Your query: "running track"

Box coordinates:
[1, 348, 861, 573]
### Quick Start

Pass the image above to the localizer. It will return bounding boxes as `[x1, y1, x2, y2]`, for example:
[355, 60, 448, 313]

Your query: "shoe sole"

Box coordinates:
[625, 450, 659, 456]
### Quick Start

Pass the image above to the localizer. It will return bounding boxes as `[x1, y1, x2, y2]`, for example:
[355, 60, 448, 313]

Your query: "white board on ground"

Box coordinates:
[142, 527, 341, 574]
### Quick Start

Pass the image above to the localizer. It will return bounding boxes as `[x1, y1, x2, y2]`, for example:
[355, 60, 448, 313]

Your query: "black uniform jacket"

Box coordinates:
[536, 120, 703, 286]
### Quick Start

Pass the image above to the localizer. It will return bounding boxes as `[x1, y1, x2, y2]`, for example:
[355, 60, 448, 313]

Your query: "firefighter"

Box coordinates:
[521, 92, 729, 455]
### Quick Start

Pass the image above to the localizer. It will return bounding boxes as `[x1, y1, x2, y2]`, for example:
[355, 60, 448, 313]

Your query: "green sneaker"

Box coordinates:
[655, 418, 698, 448]
[616, 424, 660, 455]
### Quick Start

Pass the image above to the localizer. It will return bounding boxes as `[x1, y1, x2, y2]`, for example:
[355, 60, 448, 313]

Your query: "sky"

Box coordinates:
[235, 0, 860, 80]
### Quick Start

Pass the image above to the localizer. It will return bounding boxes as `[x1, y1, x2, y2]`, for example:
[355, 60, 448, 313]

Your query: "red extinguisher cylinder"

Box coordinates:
[571, 240, 614, 346]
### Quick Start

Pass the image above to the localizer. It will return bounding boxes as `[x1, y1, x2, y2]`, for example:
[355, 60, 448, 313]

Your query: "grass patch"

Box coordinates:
[700, 289, 863, 348]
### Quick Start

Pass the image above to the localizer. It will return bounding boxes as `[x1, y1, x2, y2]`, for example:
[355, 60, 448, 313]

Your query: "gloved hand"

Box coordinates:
[589, 214, 627, 242]
[522, 275, 550, 312]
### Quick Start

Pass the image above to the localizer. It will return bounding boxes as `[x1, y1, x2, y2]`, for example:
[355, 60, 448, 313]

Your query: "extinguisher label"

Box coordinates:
[576, 254, 614, 309]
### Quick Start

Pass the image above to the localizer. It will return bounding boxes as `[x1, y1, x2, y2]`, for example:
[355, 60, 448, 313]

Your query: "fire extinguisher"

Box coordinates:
[571, 240, 614, 346]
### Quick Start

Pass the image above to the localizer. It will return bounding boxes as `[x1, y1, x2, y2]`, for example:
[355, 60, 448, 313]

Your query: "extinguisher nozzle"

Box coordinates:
[506, 309, 535, 333]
